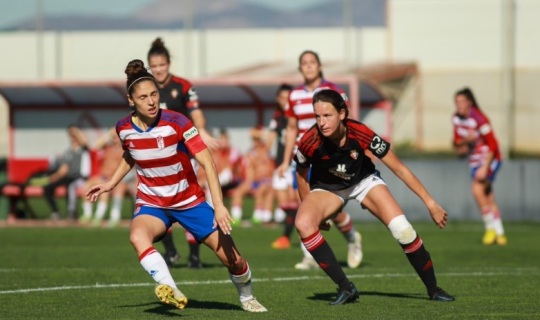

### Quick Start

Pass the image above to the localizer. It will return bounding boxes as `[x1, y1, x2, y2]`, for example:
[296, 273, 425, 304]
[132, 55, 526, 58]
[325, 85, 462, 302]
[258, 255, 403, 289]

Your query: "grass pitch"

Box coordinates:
[1, 221, 539, 319]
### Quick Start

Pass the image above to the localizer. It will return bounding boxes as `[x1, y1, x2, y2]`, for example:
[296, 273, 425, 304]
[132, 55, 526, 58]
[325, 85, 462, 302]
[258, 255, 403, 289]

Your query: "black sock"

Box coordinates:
[188, 242, 200, 260]
[161, 231, 178, 256]
[302, 231, 349, 289]
[401, 236, 437, 294]
[283, 208, 297, 238]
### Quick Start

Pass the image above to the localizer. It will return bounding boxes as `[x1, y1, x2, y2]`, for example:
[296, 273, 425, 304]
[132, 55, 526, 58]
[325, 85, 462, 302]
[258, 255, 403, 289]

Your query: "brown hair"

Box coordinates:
[312, 89, 349, 119]
[298, 50, 323, 79]
[147, 37, 170, 63]
[125, 59, 156, 95]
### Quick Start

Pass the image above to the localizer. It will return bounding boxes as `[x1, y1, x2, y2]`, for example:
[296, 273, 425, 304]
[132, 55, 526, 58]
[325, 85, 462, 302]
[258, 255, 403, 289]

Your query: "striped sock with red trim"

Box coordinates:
[139, 247, 178, 289]
[302, 230, 349, 289]
[401, 236, 437, 293]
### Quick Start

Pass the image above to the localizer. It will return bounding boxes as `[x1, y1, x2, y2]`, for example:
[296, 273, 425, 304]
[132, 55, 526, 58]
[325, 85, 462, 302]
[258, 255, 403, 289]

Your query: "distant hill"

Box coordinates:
[12, 0, 385, 31]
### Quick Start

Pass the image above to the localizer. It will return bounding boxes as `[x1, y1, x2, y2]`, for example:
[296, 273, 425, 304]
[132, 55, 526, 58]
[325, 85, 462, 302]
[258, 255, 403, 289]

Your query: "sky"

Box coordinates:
[0, 0, 335, 29]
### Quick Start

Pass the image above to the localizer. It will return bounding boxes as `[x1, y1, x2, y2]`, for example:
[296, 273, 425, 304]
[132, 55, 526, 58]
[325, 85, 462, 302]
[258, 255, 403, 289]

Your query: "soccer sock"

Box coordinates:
[401, 236, 438, 294]
[336, 212, 356, 243]
[229, 262, 254, 303]
[139, 247, 177, 289]
[283, 208, 297, 238]
[161, 229, 178, 256]
[109, 196, 122, 223]
[273, 207, 286, 223]
[231, 205, 243, 222]
[262, 209, 272, 223]
[302, 230, 350, 289]
[82, 201, 93, 219]
[491, 208, 505, 235]
[185, 231, 200, 260]
[481, 206, 494, 230]
[94, 201, 108, 221]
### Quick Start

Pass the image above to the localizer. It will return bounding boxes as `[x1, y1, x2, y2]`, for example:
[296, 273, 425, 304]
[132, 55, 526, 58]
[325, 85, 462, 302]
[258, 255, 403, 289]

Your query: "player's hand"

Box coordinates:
[85, 183, 112, 202]
[276, 162, 289, 178]
[213, 204, 233, 235]
[427, 201, 448, 229]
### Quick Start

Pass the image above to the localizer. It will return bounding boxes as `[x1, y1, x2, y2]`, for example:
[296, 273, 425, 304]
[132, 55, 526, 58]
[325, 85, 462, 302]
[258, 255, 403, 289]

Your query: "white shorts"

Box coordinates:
[312, 171, 386, 205]
[272, 166, 294, 191]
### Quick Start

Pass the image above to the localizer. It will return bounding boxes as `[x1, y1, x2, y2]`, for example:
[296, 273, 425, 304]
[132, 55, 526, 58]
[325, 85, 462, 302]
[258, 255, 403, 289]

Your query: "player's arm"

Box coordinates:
[193, 147, 233, 234]
[475, 123, 498, 181]
[277, 116, 298, 176]
[295, 165, 310, 202]
[379, 149, 447, 229]
[86, 150, 134, 201]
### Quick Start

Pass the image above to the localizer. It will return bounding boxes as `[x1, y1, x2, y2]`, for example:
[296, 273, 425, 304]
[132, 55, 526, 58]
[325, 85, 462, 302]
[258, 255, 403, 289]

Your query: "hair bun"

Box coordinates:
[125, 59, 146, 78]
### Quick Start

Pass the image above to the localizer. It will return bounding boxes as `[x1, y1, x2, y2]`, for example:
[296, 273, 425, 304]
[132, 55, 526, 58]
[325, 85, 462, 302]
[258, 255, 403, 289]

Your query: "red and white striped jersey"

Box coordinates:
[286, 80, 348, 143]
[116, 109, 206, 210]
[452, 107, 501, 167]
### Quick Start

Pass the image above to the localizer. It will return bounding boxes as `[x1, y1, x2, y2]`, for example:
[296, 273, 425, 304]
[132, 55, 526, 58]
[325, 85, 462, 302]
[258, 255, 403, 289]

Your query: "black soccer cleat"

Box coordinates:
[187, 255, 203, 269]
[163, 252, 180, 267]
[330, 282, 360, 305]
[429, 287, 455, 302]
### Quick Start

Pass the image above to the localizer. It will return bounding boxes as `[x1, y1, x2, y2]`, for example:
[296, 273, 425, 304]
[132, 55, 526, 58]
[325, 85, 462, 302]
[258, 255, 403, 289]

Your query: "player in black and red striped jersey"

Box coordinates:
[147, 38, 218, 268]
[293, 89, 454, 305]
[452, 87, 506, 245]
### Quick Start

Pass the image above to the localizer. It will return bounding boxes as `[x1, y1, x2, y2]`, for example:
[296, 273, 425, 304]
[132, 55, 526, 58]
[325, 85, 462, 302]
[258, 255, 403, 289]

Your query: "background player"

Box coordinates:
[452, 87, 507, 245]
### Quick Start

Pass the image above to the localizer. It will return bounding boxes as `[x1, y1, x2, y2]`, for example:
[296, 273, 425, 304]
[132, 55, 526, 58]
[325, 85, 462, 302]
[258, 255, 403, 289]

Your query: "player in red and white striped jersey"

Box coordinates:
[276, 50, 362, 271]
[85, 59, 267, 313]
[452, 87, 506, 245]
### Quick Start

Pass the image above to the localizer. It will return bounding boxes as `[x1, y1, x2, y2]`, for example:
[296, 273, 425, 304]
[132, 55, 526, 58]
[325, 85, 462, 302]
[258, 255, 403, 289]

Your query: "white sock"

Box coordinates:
[139, 247, 177, 289]
[82, 201, 93, 219]
[492, 218, 505, 236]
[109, 196, 122, 222]
[231, 206, 243, 221]
[262, 210, 272, 223]
[273, 207, 286, 223]
[229, 264, 253, 303]
[94, 201, 108, 221]
[300, 242, 311, 259]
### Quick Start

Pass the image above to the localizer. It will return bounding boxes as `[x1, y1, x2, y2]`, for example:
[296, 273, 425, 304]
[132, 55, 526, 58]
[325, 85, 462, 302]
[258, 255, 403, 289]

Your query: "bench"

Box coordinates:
[1, 153, 102, 220]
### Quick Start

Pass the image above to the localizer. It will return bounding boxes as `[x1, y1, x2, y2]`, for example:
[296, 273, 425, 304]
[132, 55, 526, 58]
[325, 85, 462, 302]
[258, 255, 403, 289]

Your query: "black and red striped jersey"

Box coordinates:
[294, 119, 390, 191]
[158, 75, 199, 116]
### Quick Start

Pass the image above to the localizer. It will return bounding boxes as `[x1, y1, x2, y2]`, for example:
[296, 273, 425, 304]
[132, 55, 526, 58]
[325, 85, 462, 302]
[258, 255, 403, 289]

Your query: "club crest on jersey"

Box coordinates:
[183, 126, 199, 141]
[350, 150, 358, 160]
[157, 136, 164, 149]
[171, 88, 178, 99]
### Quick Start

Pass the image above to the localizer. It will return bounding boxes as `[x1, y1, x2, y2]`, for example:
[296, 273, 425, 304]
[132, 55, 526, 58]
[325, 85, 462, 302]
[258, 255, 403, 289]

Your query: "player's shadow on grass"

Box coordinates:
[135, 299, 242, 315]
[170, 262, 223, 269]
[308, 291, 425, 302]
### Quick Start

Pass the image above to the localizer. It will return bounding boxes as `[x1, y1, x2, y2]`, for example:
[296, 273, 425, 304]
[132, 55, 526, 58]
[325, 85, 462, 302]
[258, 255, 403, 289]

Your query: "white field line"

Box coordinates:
[0, 269, 537, 295]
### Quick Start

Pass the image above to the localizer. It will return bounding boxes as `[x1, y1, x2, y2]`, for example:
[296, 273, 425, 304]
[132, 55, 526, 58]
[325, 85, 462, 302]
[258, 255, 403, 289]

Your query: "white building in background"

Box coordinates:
[0, 0, 539, 158]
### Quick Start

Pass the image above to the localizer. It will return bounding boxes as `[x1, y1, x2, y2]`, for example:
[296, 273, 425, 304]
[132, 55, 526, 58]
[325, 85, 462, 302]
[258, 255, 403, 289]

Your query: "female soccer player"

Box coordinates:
[147, 37, 218, 268]
[293, 89, 455, 305]
[452, 87, 507, 245]
[276, 50, 362, 270]
[85, 59, 267, 313]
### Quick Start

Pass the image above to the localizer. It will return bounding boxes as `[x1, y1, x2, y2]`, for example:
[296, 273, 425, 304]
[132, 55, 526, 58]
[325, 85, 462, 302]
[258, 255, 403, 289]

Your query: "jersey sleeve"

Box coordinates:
[475, 112, 499, 153]
[182, 80, 200, 112]
[181, 123, 206, 155]
[355, 122, 390, 159]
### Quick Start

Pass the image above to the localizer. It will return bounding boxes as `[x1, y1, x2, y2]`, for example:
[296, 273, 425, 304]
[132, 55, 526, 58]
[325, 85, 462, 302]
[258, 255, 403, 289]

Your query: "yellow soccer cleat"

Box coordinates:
[496, 235, 508, 246]
[482, 229, 497, 245]
[154, 284, 188, 310]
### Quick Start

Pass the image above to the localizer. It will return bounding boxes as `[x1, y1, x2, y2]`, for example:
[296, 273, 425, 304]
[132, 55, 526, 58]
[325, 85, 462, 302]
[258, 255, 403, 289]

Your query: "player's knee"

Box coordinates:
[387, 215, 417, 245]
